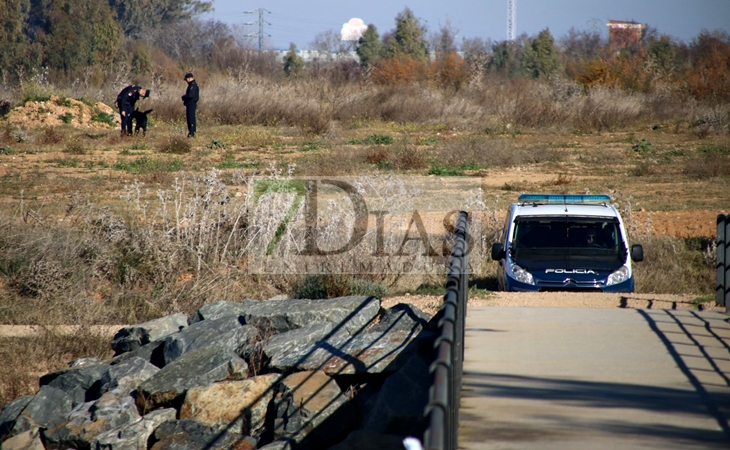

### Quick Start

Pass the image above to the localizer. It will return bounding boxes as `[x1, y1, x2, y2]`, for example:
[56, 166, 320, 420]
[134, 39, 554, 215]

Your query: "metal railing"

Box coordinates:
[717, 214, 729, 313]
[423, 211, 469, 450]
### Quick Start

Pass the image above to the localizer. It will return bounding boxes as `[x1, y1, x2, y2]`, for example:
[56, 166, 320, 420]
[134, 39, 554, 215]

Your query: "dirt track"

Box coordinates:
[383, 292, 725, 316]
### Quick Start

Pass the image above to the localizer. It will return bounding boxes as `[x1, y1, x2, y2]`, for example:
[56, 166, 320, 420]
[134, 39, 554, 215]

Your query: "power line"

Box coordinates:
[243, 8, 271, 52]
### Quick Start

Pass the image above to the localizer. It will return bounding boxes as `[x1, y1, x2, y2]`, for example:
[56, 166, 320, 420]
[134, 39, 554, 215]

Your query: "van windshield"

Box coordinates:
[510, 217, 627, 267]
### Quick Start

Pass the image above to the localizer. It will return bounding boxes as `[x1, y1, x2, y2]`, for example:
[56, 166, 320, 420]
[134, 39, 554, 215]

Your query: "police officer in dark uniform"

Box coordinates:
[115, 85, 150, 136]
[182, 73, 199, 137]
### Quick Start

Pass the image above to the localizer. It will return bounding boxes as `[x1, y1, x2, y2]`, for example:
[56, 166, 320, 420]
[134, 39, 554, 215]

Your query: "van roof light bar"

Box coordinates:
[518, 194, 612, 204]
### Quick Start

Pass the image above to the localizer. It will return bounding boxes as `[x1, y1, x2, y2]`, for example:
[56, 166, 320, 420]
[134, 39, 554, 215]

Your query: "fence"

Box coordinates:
[718, 214, 729, 313]
[422, 211, 469, 450]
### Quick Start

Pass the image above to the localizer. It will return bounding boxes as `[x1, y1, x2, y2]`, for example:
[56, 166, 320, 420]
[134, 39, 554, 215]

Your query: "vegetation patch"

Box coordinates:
[159, 137, 192, 154]
[632, 138, 654, 155]
[113, 156, 184, 173]
[348, 134, 394, 145]
[91, 110, 116, 127]
[290, 273, 387, 299]
[697, 145, 730, 154]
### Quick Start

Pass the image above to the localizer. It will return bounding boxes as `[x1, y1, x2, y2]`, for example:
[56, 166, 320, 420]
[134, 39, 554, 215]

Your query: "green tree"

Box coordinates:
[490, 39, 523, 77]
[356, 24, 384, 67]
[283, 42, 304, 77]
[521, 28, 560, 79]
[0, 0, 42, 82]
[648, 35, 678, 75]
[30, 0, 122, 75]
[108, 0, 212, 38]
[388, 7, 428, 61]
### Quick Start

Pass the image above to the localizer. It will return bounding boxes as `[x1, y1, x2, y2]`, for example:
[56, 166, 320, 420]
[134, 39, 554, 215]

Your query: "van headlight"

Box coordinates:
[509, 263, 535, 285]
[606, 265, 630, 286]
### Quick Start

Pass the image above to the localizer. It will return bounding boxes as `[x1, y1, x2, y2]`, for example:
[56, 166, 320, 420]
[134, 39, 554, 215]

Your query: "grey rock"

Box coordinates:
[0, 395, 33, 439]
[39, 363, 110, 406]
[112, 313, 188, 354]
[363, 353, 431, 437]
[99, 356, 159, 395]
[109, 338, 166, 368]
[371, 303, 434, 334]
[1, 428, 45, 450]
[243, 296, 380, 334]
[136, 346, 248, 411]
[10, 386, 72, 437]
[269, 329, 428, 375]
[258, 439, 298, 450]
[70, 356, 102, 368]
[188, 299, 257, 324]
[93, 408, 176, 450]
[148, 419, 248, 450]
[162, 316, 257, 365]
[328, 430, 406, 450]
[273, 370, 355, 447]
[264, 322, 346, 361]
[42, 389, 140, 450]
[266, 294, 289, 301]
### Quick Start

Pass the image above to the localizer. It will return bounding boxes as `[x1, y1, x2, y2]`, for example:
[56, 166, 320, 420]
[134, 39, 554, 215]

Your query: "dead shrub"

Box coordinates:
[547, 174, 574, 186]
[298, 110, 331, 136]
[683, 153, 730, 178]
[41, 127, 65, 144]
[364, 147, 392, 167]
[633, 235, 715, 295]
[393, 146, 427, 170]
[359, 85, 442, 123]
[296, 148, 368, 175]
[64, 141, 86, 155]
[159, 136, 192, 154]
[434, 137, 560, 169]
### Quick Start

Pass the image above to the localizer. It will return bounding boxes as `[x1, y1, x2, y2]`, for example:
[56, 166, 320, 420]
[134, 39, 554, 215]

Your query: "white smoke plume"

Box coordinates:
[341, 18, 367, 41]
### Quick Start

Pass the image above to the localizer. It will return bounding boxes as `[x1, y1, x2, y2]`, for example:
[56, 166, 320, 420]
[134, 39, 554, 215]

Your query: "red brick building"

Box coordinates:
[607, 20, 646, 48]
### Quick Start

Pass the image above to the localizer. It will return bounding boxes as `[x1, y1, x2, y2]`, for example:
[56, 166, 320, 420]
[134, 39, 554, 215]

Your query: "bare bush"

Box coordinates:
[683, 153, 730, 178]
[434, 137, 560, 169]
[633, 235, 715, 295]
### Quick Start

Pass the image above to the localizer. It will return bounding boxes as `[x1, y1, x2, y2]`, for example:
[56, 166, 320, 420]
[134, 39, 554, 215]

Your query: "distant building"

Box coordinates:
[607, 20, 646, 48]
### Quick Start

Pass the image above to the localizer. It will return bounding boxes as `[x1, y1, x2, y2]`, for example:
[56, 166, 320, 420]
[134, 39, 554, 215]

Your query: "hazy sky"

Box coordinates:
[202, 0, 730, 50]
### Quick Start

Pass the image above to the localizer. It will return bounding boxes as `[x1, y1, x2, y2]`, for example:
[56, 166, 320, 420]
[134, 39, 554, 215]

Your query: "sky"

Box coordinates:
[201, 0, 730, 50]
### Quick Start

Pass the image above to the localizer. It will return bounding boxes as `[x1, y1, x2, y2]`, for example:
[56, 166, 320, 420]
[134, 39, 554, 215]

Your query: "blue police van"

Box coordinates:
[491, 194, 644, 292]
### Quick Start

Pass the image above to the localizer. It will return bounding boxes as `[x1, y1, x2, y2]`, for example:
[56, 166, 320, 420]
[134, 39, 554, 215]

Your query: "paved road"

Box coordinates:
[459, 307, 730, 449]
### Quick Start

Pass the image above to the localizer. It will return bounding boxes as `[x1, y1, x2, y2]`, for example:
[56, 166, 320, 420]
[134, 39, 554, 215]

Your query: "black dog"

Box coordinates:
[131, 108, 153, 135]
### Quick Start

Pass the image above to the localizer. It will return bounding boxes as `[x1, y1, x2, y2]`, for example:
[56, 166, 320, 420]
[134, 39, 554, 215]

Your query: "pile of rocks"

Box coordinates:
[0, 296, 437, 450]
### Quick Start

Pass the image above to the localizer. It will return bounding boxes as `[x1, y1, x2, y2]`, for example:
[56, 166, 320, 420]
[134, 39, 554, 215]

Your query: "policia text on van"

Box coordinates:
[491, 194, 643, 292]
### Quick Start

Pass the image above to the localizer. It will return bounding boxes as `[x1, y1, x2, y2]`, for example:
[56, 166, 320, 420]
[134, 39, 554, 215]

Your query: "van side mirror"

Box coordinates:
[631, 244, 644, 262]
[491, 242, 505, 261]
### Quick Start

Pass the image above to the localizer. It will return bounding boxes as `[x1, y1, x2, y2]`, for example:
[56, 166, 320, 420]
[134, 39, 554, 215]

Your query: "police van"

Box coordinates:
[491, 194, 644, 292]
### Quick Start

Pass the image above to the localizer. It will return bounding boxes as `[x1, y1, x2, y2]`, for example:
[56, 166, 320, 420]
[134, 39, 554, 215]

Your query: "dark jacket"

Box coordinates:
[116, 85, 143, 110]
[182, 80, 199, 106]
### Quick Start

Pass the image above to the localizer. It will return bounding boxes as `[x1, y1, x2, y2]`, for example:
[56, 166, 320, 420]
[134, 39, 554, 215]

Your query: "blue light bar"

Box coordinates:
[518, 194, 612, 204]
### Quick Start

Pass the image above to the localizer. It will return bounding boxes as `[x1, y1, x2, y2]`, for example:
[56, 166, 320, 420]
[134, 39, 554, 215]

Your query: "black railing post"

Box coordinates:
[423, 211, 469, 450]
[718, 214, 729, 311]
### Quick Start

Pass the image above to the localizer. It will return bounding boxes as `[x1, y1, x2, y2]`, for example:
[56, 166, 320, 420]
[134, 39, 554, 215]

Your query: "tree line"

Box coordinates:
[1, 2, 729, 103]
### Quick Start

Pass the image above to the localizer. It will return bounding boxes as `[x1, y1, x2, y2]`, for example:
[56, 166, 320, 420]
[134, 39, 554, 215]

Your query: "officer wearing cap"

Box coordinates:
[182, 73, 199, 138]
[115, 85, 150, 136]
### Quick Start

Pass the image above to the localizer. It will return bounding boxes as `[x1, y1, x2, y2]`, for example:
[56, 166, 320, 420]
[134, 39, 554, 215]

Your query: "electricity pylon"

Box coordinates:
[244, 8, 271, 52]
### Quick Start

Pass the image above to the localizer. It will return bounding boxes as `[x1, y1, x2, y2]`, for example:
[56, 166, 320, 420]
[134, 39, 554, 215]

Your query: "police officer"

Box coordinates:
[182, 73, 199, 137]
[115, 85, 150, 136]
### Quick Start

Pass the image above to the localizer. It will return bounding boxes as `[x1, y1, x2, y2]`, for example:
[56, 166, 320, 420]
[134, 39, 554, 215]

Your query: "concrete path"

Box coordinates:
[459, 307, 730, 449]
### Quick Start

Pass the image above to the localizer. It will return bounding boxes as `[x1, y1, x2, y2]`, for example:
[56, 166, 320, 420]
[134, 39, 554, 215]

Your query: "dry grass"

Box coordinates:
[0, 328, 113, 408]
